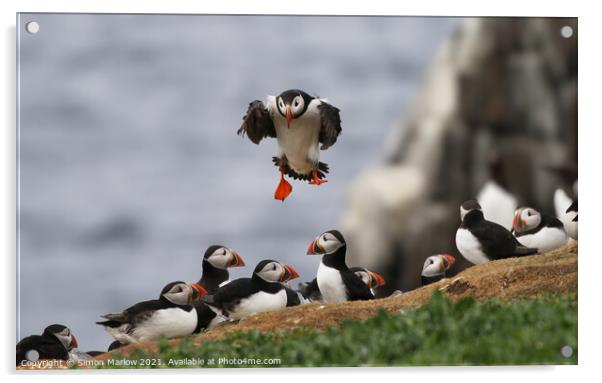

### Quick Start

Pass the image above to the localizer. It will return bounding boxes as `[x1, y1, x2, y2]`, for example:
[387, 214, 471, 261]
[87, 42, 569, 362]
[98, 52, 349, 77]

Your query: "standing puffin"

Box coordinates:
[455, 200, 537, 265]
[197, 245, 245, 293]
[421, 254, 455, 286]
[307, 230, 375, 303]
[349, 267, 386, 298]
[96, 281, 207, 344]
[512, 207, 568, 252]
[16, 324, 78, 365]
[237, 89, 342, 201]
[204, 260, 299, 319]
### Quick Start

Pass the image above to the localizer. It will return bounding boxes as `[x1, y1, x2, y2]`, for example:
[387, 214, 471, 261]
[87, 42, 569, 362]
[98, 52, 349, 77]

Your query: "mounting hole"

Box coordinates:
[560, 25, 573, 39]
[25, 21, 39, 34]
[561, 345, 573, 358]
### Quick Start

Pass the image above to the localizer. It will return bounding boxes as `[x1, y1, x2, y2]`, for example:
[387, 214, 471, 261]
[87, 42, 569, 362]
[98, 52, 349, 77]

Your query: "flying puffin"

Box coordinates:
[349, 267, 386, 298]
[204, 260, 299, 320]
[511, 207, 568, 252]
[565, 200, 578, 240]
[421, 254, 455, 286]
[455, 200, 538, 265]
[237, 89, 342, 201]
[96, 281, 207, 344]
[16, 324, 78, 365]
[306, 229, 376, 303]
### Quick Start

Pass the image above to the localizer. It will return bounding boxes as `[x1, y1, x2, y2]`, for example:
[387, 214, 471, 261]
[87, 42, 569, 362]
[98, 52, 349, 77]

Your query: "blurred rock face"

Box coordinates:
[341, 18, 577, 294]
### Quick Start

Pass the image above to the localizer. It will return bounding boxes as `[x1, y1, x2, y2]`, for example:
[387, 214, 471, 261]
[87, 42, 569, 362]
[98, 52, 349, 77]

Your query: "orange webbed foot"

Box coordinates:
[309, 170, 328, 186]
[274, 170, 293, 201]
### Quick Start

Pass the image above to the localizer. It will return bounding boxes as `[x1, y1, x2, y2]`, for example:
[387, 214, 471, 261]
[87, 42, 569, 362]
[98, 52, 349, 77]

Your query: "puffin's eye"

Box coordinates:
[527, 211, 532, 216]
[272, 264, 277, 271]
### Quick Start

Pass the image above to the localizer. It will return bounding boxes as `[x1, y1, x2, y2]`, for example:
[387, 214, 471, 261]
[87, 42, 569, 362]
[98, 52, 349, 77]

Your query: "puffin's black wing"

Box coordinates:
[209, 278, 260, 315]
[284, 287, 301, 307]
[318, 102, 342, 150]
[16, 335, 68, 364]
[237, 100, 276, 144]
[340, 270, 375, 301]
[97, 299, 166, 327]
[471, 221, 538, 258]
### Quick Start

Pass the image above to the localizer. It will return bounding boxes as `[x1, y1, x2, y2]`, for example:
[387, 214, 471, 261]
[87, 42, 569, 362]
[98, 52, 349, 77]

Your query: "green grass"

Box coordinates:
[95, 292, 577, 368]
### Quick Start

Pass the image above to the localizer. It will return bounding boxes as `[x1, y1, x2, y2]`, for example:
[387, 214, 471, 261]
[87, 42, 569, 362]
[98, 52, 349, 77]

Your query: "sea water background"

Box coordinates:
[17, 14, 458, 350]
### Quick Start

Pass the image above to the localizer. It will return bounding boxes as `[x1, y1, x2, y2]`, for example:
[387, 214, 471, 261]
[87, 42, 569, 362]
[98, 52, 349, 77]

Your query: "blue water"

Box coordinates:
[18, 14, 458, 351]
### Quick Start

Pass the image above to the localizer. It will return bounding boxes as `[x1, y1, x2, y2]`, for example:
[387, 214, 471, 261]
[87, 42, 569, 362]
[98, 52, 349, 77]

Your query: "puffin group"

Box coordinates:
[17, 89, 577, 366]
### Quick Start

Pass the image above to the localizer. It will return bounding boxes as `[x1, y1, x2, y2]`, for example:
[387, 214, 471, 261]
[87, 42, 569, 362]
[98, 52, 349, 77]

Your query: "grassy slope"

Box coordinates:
[91, 244, 578, 368]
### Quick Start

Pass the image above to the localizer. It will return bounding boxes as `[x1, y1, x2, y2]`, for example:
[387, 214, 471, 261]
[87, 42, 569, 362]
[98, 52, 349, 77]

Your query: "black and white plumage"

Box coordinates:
[349, 267, 386, 298]
[512, 207, 568, 252]
[96, 281, 207, 344]
[198, 245, 245, 293]
[203, 260, 299, 319]
[421, 254, 455, 286]
[455, 200, 538, 265]
[565, 200, 578, 240]
[16, 324, 78, 365]
[237, 89, 342, 201]
[307, 230, 375, 303]
[476, 152, 517, 230]
[297, 278, 323, 302]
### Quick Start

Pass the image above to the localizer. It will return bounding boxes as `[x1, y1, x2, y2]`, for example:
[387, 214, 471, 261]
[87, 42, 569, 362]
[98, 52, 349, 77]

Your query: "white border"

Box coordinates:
[2, 0, 600, 382]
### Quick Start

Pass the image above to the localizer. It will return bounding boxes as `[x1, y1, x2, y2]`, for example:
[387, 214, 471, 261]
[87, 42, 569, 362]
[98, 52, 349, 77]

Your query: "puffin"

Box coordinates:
[297, 278, 322, 302]
[96, 281, 207, 344]
[16, 324, 78, 365]
[476, 152, 517, 230]
[237, 89, 342, 201]
[512, 207, 568, 252]
[192, 246, 245, 331]
[565, 200, 578, 240]
[421, 254, 456, 286]
[455, 200, 538, 265]
[349, 267, 386, 298]
[197, 245, 245, 293]
[204, 260, 299, 320]
[306, 229, 375, 303]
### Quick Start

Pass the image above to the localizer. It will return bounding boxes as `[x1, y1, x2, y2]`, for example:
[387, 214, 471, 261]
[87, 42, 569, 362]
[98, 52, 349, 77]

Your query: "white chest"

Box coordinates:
[317, 263, 348, 303]
[515, 227, 568, 253]
[229, 289, 287, 320]
[131, 307, 198, 342]
[273, 117, 320, 173]
[455, 228, 490, 265]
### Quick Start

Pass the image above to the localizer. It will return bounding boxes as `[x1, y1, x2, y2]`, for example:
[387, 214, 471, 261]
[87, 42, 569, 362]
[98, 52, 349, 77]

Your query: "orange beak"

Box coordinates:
[442, 254, 456, 269]
[307, 238, 324, 255]
[191, 283, 208, 299]
[286, 105, 292, 129]
[69, 334, 78, 349]
[230, 251, 245, 267]
[513, 209, 525, 230]
[368, 271, 386, 288]
[284, 264, 300, 281]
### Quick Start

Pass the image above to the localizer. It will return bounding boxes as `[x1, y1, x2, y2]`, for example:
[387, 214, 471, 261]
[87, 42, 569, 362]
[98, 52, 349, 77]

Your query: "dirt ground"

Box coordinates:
[91, 243, 577, 361]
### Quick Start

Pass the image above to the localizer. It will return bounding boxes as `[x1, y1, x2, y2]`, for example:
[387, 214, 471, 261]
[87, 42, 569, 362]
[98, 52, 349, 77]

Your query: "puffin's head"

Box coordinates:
[44, 324, 78, 350]
[161, 281, 208, 305]
[512, 207, 542, 233]
[307, 229, 346, 256]
[276, 89, 312, 128]
[350, 267, 386, 289]
[460, 200, 482, 222]
[421, 254, 455, 277]
[203, 245, 245, 269]
[253, 260, 299, 283]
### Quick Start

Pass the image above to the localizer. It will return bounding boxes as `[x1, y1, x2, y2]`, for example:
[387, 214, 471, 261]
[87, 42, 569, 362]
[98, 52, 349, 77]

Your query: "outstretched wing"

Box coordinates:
[237, 100, 276, 144]
[318, 102, 342, 150]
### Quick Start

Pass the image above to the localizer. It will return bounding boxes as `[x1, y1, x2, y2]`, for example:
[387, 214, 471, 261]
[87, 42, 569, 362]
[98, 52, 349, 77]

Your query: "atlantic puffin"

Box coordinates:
[16, 324, 78, 365]
[455, 200, 537, 265]
[96, 281, 207, 344]
[307, 230, 375, 303]
[297, 278, 322, 302]
[511, 207, 568, 252]
[565, 200, 578, 240]
[198, 245, 245, 293]
[204, 260, 299, 319]
[349, 267, 386, 298]
[238, 89, 342, 201]
[421, 254, 455, 286]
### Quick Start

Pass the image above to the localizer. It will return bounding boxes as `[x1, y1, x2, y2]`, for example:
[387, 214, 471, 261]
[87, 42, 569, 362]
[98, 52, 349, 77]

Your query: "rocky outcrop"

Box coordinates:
[341, 18, 577, 294]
